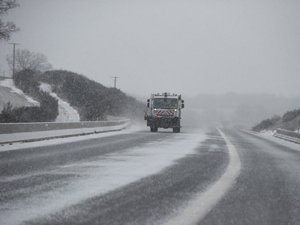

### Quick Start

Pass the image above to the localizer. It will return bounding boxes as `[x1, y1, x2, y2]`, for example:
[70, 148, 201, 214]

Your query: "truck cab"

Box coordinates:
[144, 93, 184, 133]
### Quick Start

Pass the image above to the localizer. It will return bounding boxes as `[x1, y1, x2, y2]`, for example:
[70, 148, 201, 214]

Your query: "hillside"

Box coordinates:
[39, 82, 80, 122]
[38, 70, 144, 121]
[0, 70, 59, 122]
[0, 70, 144, 122]
[252, 109, 300, 132]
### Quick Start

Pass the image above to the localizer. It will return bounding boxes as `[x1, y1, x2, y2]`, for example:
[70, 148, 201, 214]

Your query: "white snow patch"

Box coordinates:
[0, 130, 206, 225]
[39, 82, 80, 122]
[0, 79, 40, 106]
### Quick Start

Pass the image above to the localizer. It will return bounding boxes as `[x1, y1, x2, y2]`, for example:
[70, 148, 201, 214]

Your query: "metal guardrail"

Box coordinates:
[0, 120, 129, 134]
[273, 128, 300, 144]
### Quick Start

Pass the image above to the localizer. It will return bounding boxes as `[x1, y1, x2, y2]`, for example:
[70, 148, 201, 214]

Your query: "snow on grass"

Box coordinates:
[39, 82, 80, 122]
[0, 130, 206, 225]
[0, 79, 40, 106]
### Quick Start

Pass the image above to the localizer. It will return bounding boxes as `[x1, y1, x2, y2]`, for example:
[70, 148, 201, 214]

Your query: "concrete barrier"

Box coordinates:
[0, 120, 129, 134]
[0, 120, 130, 145]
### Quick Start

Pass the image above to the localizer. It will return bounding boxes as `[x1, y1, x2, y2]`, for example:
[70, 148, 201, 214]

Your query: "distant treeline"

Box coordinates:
[252, 109, 300, 132]
[0, 69, 144, 123]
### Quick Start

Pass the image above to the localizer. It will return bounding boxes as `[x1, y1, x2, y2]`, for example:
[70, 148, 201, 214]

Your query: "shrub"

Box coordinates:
[40, 70, 144, 121]
[282, 109, 300, 122]
[0, 69, 59, 122]
[252, 115, 281, 132]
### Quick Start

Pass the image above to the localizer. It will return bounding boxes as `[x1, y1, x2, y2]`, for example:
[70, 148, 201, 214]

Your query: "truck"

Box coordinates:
[144, 93, 184, 133]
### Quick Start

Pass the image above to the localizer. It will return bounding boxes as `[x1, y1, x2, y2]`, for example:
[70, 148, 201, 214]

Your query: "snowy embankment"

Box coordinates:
[0, 79, 40, 110]
[39, 82, 80, 122]
[0, 79, 80, 123]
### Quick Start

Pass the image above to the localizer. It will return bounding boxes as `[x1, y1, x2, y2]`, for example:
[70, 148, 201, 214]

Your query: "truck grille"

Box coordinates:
[154, 110, 175, 117]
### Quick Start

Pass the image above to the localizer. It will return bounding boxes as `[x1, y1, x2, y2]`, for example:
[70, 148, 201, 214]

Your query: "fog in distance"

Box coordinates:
[1, 0, 300, 127]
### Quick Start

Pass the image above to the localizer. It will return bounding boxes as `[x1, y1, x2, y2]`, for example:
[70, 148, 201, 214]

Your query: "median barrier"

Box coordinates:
[0, 120, 130, 145]
[0, 120, 129, 134]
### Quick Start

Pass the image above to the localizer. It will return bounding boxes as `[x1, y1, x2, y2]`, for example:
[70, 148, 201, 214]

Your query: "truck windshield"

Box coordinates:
[153, 98, 178, 109]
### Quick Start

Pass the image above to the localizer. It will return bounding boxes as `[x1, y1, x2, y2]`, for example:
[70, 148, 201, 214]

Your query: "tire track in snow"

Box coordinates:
[164, 128, 241, 225]
[0, 131, 205, 225]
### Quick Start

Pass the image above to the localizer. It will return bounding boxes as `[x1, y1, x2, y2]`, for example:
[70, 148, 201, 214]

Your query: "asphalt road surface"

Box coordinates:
[0, 128, 299, 225]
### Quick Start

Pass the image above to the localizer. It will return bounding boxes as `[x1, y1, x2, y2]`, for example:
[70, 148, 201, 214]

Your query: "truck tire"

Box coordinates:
[151, 127, 158, 132]
[173, 127, 180, 133]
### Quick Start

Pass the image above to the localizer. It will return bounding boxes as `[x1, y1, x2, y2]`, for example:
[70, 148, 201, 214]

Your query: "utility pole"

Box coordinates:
[112, 76, 119, 89]
[9, 42, 20, 77]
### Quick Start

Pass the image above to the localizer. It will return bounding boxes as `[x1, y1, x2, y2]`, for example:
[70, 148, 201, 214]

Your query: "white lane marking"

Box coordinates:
[164, 128, 241, 225]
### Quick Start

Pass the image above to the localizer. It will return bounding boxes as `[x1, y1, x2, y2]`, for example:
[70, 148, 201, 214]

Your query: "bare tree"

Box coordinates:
[7, 49, 53, 72]
[0, 0, 19, 40]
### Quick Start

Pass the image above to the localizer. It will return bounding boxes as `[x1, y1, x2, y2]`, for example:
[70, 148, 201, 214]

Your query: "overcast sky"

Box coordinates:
[1, 0, 300, 97]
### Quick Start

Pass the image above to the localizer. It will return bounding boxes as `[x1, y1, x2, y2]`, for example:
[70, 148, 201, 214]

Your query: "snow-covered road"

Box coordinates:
[1, 128, 300, 225]
[0, 129, 206, 225]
